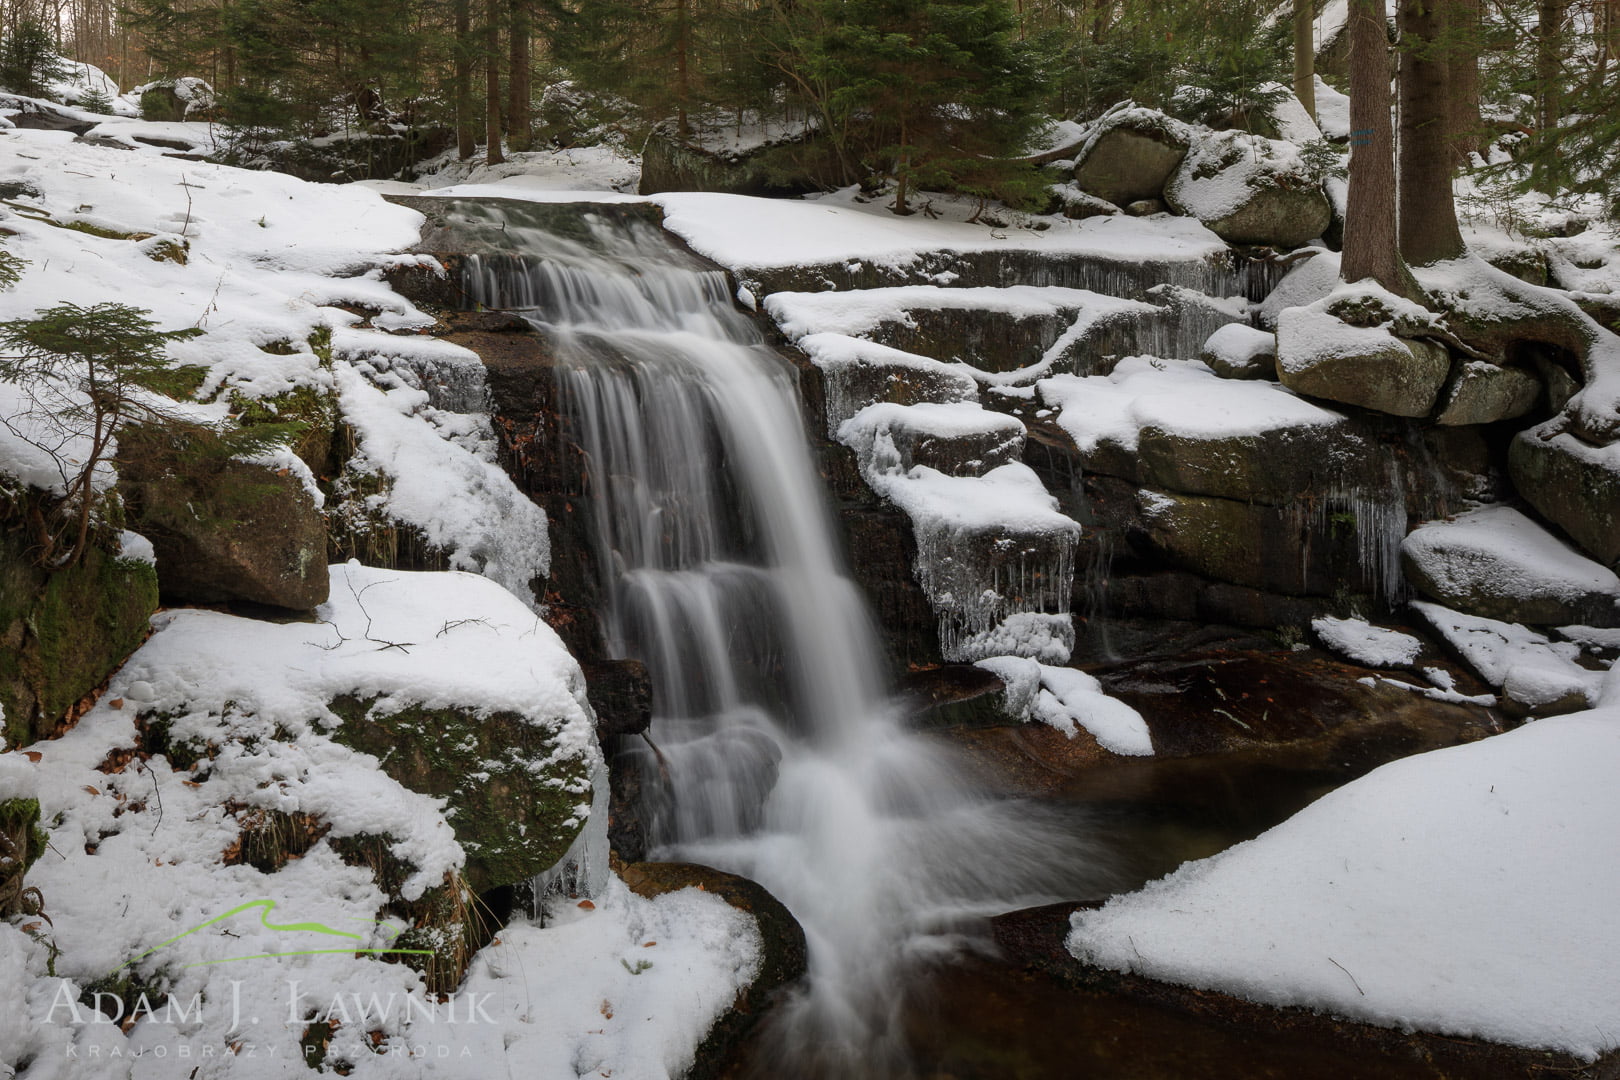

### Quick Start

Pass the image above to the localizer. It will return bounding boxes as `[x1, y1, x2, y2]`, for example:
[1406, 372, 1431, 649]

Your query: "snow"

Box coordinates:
[1166, 130, 1319, 223]
[1312, 76, 1351, 141]
[648, 188, 1229, 273]
[1031, 666, 1153, 755]
[0, 126, 549, 601]
[836, 400, 1024, 476]
[973, 657, 1152, 754]
[1037, 355, 1343, 454]
[1200, 322, 1276, 376]
[1068, 708, 1620, 1060]
[1412, 601, 1604, 710]
[1401, 505, 1620, 620]
[0, 563, 762, 1077]
[1311, 615, 1424, 668]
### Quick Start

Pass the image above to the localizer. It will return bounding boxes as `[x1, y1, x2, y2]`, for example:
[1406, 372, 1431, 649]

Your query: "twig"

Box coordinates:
[1328, 956, 1365, 996]
[136, 757, 163, 836]
[437, 617, 492, 638]
[1211, 707, 1253, 732]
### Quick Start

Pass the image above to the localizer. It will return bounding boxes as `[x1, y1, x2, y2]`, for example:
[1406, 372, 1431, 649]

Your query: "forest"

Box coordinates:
[1, 0, 1617, 223]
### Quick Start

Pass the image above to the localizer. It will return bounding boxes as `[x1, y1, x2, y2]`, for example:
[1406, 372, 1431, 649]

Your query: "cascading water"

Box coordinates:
[460, 205, 1121, 1076]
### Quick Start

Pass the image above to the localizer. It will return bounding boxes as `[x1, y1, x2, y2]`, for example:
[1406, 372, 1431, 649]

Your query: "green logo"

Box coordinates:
[113, 899, 433, 974]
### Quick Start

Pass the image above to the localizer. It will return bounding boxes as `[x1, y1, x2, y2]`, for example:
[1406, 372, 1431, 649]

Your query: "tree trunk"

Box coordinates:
[1342, 0, 1416, 296]
[454, 0, 476, 160]
[507, 0, 532, 151]
[1294, 0, 1316, 120]
[484, 0, 504, 165]
[1446, 0, 1481, 161]
[1398, 0, 1466, 266]
[1535, 0, 1566, 134]
[675, 0, 691, 137]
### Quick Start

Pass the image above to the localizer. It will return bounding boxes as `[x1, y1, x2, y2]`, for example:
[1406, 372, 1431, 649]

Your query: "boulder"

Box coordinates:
[328, 696, 593, 894]
[639, 129, 823, 197]
[1400, 505, 1620, 626]
[0, 529, 158, 747]
[1136, 488, 1392, 597]
[1165, 130, 1331, 248]
[1048, 183, 1119, 220]
[122, 449, 329, 611]
[1509, 418, 1620, 567]
[1072, 109, 1191, 207]
[621, 861, 808, 1080]
[1199, 323, 1277, 380]
[1434, 361, 1541, 426]
[1277, 303, 1451, 417]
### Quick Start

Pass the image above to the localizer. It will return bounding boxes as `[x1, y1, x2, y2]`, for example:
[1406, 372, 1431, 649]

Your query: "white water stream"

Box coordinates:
[462, 206, 1118, 1076]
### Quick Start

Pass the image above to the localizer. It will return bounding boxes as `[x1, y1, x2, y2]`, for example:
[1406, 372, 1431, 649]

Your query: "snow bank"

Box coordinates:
[1069, 709, 1620, 1060]
[1037, 355, 1342, 454]
[650, 189, 1228, 273]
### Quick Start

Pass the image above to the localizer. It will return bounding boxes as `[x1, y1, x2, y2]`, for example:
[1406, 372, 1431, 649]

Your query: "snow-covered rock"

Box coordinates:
[1434, 359, 1541, 426]
[1277, 286, 1453, 417]
[1072, 107, 1193, 208]
[1068, 707, 1620, 1061]
[1311, 615, 1424, 668]
[1412, 600, 1603, 714]
[1509, 416, 1620, 568]
[1165, 129, 1331, 248]
[1401, 505, 1620, 626]
[1199, 322, 1277, 379]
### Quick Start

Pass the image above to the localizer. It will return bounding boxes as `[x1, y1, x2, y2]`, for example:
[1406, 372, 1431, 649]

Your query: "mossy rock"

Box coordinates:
[0, 527, 158, 748]
[328, 832, 485, 996]
[118, 427, 329, 611]
[327, 696, 592, 895]
[0, 797, 48, 915]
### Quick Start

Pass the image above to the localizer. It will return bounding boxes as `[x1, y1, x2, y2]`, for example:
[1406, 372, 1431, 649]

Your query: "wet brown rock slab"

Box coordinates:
[950, 902, 1618, 1080]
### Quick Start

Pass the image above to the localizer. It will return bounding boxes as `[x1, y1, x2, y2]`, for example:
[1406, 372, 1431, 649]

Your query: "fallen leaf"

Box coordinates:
[108, 698, 124, 710]
[577, 899, 595, 910]
[22, 752, 41, 763]
[599, 1000, 614, 1019]
[642, 941, 656, 948]
[83, 785, 100, 796]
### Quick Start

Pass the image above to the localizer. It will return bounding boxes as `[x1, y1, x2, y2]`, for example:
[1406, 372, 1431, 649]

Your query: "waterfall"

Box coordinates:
[461, 204, 1118, 1077]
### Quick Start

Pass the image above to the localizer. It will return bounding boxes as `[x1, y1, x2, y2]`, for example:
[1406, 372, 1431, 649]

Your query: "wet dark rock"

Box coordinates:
[120, 435, 329, 611]
[1095, 649, 1494, 758]
[639, 130, 825, 197]
[1509, 418, 1620, 568]
[900, 664, 1017, 730]
[622, 861, 808, 1080]
[582, 658, 652, 739]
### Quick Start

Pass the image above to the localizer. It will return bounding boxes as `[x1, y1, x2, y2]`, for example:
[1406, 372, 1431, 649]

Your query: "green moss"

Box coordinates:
[61, 221, 152, 241]
[326, 696, 590, 894]
[0, 521, 158, 747]
[0, 797, 47, 878]
[144, 238, 189, 265]
[229, 381, 336, 476]
[328, 832, 485, 996]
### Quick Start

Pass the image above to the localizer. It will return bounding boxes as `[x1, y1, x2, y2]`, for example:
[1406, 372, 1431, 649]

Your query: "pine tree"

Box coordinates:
[0, 303, 202, 568]
[778, 0, 1046, 214]
[0, 20, 66, 98]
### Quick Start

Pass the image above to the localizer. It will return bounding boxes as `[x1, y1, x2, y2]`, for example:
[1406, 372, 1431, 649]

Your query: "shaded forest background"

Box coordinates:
[0, 0, 1617, 217]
